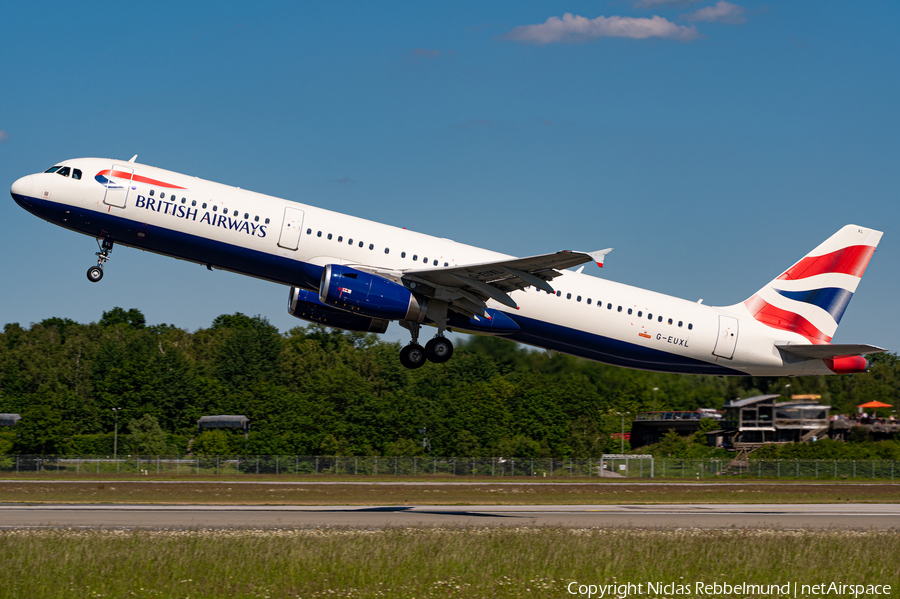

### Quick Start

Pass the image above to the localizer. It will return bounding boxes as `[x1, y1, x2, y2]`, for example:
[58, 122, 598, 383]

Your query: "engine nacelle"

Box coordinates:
[319, 264, 427, 322]
[288, 287, 389, 333]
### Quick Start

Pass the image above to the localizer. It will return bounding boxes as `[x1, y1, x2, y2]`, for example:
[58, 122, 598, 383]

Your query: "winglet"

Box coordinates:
[587, 248, 613, 268]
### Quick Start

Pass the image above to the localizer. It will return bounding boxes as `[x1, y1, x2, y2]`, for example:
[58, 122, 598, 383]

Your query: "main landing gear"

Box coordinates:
[87, 238, 114, 283]
[399, 321, 454, 369]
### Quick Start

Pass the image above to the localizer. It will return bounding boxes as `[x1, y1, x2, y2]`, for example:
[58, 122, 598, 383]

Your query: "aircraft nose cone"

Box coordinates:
[10, 175, 33, 198]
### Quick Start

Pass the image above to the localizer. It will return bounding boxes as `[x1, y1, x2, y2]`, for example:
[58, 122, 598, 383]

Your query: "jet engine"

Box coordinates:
[288, 287, 389, 333]
[319, 264, 427, 322]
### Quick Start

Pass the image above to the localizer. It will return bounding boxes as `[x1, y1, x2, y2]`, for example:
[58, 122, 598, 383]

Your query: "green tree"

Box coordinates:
[191, 430, 234, 455]
[126, 414, 169, 454]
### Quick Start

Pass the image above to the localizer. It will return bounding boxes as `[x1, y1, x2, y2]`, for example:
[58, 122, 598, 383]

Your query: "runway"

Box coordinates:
[1, 503, 898, 529]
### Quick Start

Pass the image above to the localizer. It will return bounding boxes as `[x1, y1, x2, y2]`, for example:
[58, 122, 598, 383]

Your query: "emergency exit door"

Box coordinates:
[277, 207, 305, 250]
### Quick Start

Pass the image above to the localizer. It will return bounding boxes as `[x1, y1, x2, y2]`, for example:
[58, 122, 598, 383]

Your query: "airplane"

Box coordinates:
[10, 157, 886, 375]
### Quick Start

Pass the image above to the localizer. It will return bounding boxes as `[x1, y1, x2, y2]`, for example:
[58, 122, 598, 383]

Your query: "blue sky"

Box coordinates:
[2, 1, 898, 351]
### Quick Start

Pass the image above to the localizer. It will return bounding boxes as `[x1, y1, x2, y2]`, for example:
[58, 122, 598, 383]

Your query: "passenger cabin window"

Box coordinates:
[307, 228, 312, 234]
[150, 190, 155, 196]
[213, 206, 218, 212]
[423, 257, 428, 263]
[317, 231, 322, 237]
[327, 233, 332, 239]
[688, 323, 693, 330]
[566, 293, 572, 300]
[203, 203, 208, 209]
[401, 252, 406, 258]
[607, 303, 612, 309]
[337, 236, 342, 242]
[637, 311, 642, 317]
[617, 306, 622, 312]
[369, 243, 374, 250]
[444, 262, 448, 267]
[181, 198, 186, 204]
[348, 239, 353, 245]
[628, 308, 633, 315]
[244, 213, 249, 219]
[587, 299, 591, 305]
[556, 291, 561, 297]
[161, 192, 166, 199]
[192, 200, 197, 207]
[412, 255, 417, 261]
[265, 218, 270, 224]
[384, 248, 390, 254]
[255, 216, 260, 222]
[658, 316, 663, 322]
[668, 318, 673, 325]
[433, 259, 438, 266]
[359, 241, 364, 247]
[678, 321, 683, 327]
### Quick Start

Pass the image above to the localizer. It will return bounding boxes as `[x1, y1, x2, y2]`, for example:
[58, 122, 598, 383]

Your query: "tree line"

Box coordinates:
[0, 308, 897, 457]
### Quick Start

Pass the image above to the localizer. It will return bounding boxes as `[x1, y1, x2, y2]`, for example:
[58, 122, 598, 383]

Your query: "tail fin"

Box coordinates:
[742, 224, 882, 343]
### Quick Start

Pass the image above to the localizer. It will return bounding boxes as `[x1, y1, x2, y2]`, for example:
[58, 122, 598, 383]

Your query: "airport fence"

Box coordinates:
[0, 455, 898, 480]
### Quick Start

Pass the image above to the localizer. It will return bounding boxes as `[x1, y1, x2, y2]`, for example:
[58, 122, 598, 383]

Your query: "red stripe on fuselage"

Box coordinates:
[744, 295, 832, 343]
[98, 169, 187, 190]
[778, 245, 875, 281]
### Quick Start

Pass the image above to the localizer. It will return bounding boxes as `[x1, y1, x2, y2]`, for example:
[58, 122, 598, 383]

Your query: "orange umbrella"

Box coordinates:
[858, 401, 892, 408]
[858, 400, 892, 419]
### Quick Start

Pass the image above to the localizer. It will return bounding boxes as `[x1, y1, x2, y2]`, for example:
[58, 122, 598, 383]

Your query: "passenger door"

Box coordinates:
[102, 165, 134, 208]
[277, 206, 305, 250]
[713, 315, 739, 359]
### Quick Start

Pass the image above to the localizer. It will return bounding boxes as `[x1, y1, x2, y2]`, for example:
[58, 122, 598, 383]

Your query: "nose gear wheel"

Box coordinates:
[87, 238, 114, 283]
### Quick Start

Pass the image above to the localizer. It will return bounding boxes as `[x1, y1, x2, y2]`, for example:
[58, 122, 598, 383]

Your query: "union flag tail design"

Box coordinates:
[743, 225, 882, 343]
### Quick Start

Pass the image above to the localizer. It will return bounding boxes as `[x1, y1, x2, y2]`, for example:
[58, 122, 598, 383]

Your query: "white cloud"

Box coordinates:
[684, 1, 746, 24]
[500, 13, 702, 45]
[0, 130, 8, 144]
[633, 0, 703, 7]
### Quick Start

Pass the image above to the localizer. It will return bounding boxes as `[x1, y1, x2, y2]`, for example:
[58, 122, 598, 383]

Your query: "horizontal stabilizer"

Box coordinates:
[776, 343, 886, 360]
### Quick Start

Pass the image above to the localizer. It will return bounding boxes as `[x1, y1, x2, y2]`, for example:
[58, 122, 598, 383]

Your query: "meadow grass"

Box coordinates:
[0, 527, 897, 598]
[0, 480, 898, 505]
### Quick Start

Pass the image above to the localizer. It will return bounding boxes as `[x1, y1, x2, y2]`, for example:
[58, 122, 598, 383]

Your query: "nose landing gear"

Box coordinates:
[87, 238, 114, 283]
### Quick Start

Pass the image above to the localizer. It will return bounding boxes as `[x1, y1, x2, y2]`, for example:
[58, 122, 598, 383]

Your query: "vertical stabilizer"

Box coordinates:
[742, 225, 882, 343]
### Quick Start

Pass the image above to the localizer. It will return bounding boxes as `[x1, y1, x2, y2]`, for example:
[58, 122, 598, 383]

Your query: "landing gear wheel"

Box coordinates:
[399, 343, 427, 369]
[87, 266, 104, 283]
[425, 337, 454, 363]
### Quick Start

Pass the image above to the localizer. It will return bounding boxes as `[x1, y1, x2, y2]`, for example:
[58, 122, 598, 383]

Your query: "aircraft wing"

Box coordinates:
[389, 249, 612, 316]
[775, 344, 887, 359]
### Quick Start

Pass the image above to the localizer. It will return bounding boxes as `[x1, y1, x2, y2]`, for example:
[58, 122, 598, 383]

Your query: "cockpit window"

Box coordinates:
[44, 166, 62, 173]
[56, 167, 71, 177]
[72, 169, 82, 180]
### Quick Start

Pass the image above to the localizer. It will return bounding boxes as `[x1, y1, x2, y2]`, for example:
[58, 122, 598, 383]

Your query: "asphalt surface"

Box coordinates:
[1, 503, 898, 529]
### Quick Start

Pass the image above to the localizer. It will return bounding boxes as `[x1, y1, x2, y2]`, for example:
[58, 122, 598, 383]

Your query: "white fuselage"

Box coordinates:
[11, 157, 836, 376]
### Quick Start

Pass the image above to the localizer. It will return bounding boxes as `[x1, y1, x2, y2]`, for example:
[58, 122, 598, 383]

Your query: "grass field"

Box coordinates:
[0, 527, 896, 598]
[0, 480, 898, 505]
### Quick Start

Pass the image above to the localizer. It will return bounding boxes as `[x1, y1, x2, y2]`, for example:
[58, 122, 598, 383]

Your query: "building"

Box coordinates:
[629, 410, 723, 449]
[708, 395, 830, 449]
